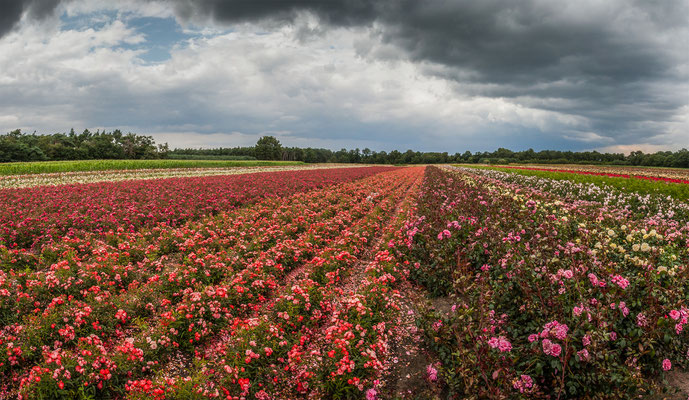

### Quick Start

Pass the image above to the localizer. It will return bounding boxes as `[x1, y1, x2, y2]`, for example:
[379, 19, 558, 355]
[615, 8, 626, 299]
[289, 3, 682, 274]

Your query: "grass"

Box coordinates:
[459, 164, 689, 202]
[0, 159, 304, 176]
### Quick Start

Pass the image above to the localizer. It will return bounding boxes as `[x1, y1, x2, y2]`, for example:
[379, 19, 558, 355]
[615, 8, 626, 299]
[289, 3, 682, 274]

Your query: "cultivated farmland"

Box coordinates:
[1, 164, 688, 399]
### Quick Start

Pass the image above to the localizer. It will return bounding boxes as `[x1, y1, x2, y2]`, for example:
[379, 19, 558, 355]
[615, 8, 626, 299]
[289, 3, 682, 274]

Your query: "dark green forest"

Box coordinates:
[0, 129, 168, 162]
[2, 129, 689, 168]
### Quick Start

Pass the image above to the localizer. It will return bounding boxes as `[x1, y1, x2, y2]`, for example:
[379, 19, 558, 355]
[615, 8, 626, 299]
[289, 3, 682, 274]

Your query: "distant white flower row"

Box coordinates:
[0, 164, 365, 189]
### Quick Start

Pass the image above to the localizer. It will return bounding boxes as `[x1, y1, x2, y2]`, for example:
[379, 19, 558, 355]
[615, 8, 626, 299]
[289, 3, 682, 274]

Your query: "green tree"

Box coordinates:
[255, 136, 282, 160]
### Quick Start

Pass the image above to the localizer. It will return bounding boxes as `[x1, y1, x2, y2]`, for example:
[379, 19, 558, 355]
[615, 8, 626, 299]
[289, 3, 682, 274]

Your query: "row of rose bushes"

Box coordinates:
[499, 165, 689, 185]
[394, 166, 688, 398]
[1, 167, 422, 399]
[502, 165, 689, 182]
[481, 165, 689, 203]
[471, 166, 689, 223]
[0, 165, 347, 190]
[127, 167, 423, 400]
[0, 166, 395, 250]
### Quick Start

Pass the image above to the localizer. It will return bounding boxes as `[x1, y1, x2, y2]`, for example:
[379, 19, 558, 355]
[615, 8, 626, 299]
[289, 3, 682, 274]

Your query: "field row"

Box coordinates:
[0, 164, 367, 190]
[500, 165, 689, 184]
[472, 165, 689, 203]
[0, 160, 303, 176]
[507, 164, 689, 181]
[0, 166, 394, 250]
[0, 167, 424, 399]
[393, 166, 688, 398]
[3, 163, 688, 399]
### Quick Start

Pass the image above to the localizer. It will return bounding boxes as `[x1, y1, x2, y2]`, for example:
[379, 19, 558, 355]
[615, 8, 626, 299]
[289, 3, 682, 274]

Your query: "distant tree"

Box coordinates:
[362, 148, 372, 162]
[255, 136, 282, 160]
[674, 149, 689, 168]
[371, 150, 387, 164]
[5, 128, 689, 168]
[494, 147, 514, 159]
[348, 148, 361, 163]
[303, 148, 318, 163]
[157, 143, 170, 158]
[399, 150, 413, 164]
[0, 130, 46, 162]
[331, 148, 347, 163]
[118, 133, 158, 159]
[388, 150, 402, 164]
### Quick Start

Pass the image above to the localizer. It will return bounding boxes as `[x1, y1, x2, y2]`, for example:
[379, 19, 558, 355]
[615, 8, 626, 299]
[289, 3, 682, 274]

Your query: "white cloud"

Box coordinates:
[563, 131, 614, 143]
[596, 143, 682, 154]
[0, 4, 685, 152]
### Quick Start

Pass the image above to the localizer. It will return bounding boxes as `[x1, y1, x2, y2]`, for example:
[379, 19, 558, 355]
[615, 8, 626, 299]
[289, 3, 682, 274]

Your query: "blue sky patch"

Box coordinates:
[60, 11, 195, 63]
[125, 16, 189, 63]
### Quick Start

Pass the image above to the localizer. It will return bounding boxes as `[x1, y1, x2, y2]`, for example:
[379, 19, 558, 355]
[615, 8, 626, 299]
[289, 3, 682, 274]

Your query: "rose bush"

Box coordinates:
[396, 166, 689, 398]
[0, 166, 423, 399]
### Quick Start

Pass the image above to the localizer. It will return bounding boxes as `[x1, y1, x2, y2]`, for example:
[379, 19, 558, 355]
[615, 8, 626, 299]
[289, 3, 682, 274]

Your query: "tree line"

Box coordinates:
[2, 130, 689, 168]
[0, 129, 168, 162]
[176, 136, 689, 168]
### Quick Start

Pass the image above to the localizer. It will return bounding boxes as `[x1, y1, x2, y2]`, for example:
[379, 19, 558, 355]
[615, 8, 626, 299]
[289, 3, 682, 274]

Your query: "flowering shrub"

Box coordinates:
[397, 166, 689, 398]
[0, 164, 352, 189]
[500, 165, 689, 185]
[0, 166, 394, 249]
[6, 162, 687, 399]
[480, 165, 689, 203]
[0, 166, 424, 399]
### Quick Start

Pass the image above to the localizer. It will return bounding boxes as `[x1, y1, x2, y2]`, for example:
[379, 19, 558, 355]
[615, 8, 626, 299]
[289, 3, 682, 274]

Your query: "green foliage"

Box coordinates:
[5, 127, 689, 167]
[0, 129, 166, 163]
[398, 166, 689, 398]
[254, 135, 283, 160]
[455, 148, 689, 168]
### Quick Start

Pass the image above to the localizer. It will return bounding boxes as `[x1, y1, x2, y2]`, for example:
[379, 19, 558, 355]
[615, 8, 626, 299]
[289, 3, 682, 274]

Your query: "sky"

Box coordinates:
[0, 0, 688, 153]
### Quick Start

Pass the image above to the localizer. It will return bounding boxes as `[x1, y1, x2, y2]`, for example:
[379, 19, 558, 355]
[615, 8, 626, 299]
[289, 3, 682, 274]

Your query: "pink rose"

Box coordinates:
[662, 359, 672, 371]
[427, 365, 438, 382]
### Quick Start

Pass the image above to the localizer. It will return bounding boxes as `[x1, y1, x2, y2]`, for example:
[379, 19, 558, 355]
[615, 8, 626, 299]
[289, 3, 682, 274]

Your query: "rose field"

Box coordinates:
[1, 165, 689, 399]
[498, 165, 689, 185]
[500, 165, 689, 184]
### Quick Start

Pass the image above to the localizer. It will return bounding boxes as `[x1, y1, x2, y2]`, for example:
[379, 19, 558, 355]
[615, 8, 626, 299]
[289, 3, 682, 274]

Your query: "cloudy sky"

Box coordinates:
[1, 0, 688, 153]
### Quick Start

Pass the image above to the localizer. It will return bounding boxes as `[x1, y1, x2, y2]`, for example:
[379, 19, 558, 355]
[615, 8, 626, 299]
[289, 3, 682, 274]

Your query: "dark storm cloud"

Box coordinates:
[170, 0, 381, 27]
[0, 0, 24, 37]
[3, 0, 687, 146]
[5, 0, 686, 89]
[0, 0, 61, 36]
[176, 0, 688, 144]
[167, 0, 686, 76]
[4, 0, 687, 86]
